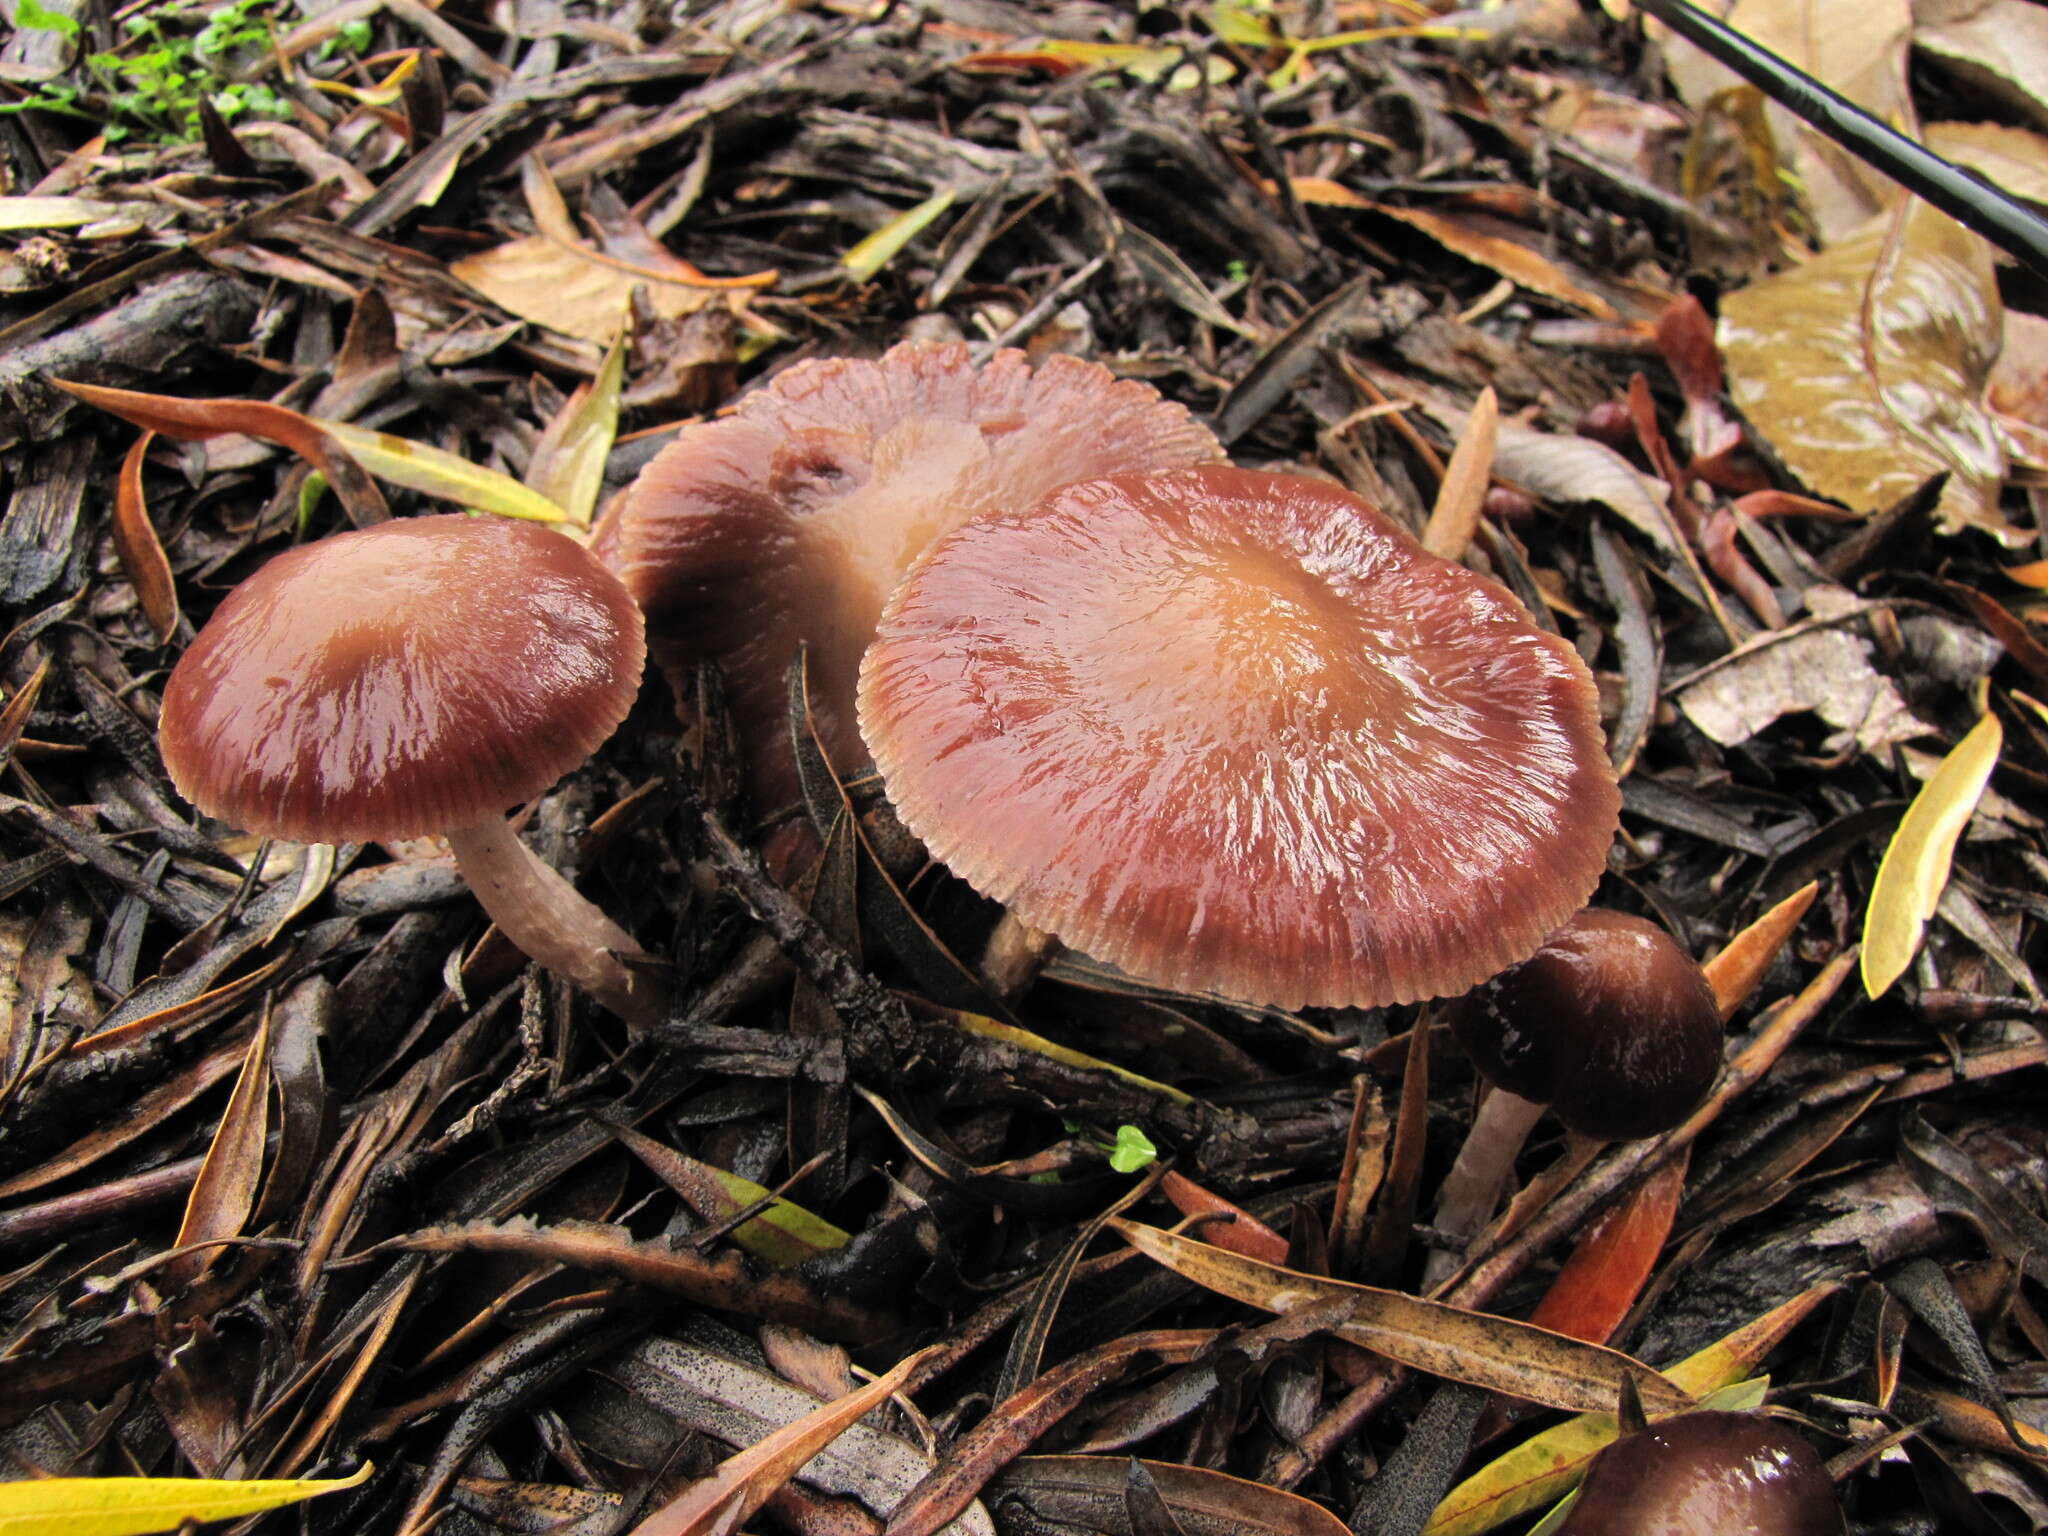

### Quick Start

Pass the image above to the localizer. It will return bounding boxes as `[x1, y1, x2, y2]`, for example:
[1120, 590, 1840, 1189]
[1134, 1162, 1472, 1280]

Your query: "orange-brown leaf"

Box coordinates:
[112, 432, 179, 644]
[1525, 1150, 1689, 1345]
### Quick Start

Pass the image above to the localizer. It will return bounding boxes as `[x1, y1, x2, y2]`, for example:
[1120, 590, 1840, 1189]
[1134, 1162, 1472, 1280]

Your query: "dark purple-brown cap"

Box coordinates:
[594, 341, 1223, 811]
[1447, 909, 1722, 1140]
[161, 514, 646, 844]
[856, 465, 1620, 1011]
[1559, 1411, 1842, 1535]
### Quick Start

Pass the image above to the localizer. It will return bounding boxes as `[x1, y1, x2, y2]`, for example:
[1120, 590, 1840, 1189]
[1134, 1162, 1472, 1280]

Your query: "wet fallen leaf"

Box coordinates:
[1424, 386, 1498, 559]
[1158, 1170, 1291, 1266]
[1490, 425, 1680, 557]
[1356, 202, 1617, 319]
[1110, 1221, 1690, 1415]
[0, 1464, 370, 1535]
[610, 1123, 851, 1268]
[318, 421, 569, 524]
[1862, 710, 2003, 998]
[1701, 881, 1820, 1018]
[1719, 200, 2008, 541]
[1422, 1283, 1835, 1536]
[844, 189, 958, 283]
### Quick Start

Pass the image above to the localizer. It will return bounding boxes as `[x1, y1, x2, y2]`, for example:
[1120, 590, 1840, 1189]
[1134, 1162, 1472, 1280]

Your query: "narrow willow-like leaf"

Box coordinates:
[0, 1464, 370, 1535]
[317, 420, 568, 524]
[1862, 711, 2002, 998]
[1111, 1222, 1690, 1415]
[843, 189, 957, 282]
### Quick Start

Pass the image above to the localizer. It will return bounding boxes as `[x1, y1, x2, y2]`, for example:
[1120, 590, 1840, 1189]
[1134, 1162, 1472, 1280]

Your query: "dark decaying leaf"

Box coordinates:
[990, 1456, 1351, 1536]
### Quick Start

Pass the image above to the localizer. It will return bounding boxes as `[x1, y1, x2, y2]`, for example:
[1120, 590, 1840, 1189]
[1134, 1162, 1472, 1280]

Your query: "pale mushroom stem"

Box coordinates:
[980, 911, 1062, 998]
[446, 818, 665, 1027]
[1425, 1088, 1551, 1288]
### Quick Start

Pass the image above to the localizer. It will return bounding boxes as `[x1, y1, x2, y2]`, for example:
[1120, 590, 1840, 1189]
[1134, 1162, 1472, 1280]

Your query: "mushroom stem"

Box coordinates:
[446, 818, 665, 1027]
[980, 912, 1061, 998]
[1426, 1088, 1550, 1287]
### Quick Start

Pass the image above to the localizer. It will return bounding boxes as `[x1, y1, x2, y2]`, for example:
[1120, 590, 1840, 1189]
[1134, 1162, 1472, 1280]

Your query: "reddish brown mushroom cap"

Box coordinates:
[856, 465, 1620, 1011]
[1558, 1411, 1842, 1536]
[161, 514, 646, 844]
[1447, 909, 1722, 1140]
[594, 341, 1223, 811]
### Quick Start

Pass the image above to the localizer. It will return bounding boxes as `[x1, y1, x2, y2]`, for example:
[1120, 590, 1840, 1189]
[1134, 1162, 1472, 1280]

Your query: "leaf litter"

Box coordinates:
[3, 0, 2048, 1533]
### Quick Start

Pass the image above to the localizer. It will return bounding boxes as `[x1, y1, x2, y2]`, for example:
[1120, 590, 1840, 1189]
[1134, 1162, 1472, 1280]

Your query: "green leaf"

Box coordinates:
[15, 0, 81, 38]
[1862, 710, 2003, 998]
[315, 420, 569, 524]
[0, 1465, 370, 1536]
[1108, 1124, 1159, 1174]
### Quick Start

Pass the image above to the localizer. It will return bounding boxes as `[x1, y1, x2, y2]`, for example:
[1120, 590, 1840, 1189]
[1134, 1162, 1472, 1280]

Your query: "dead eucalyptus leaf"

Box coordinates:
[452, 234, 767, 345]
[1425, 386, 1498, 559]
[1358, 202, 1617, 319]
[167, 1003, 274, 1285]
[1110, 1221, 1690, 1415]
[1719, 201, 2008, 542]
[1490, 425, 1679, 555]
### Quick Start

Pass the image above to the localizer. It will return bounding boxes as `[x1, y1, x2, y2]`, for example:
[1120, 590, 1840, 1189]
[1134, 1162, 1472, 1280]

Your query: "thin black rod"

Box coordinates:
[1634, 0, 2048, 278]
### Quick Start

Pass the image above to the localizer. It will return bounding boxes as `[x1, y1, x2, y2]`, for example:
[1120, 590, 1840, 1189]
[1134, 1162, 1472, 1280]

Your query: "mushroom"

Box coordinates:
[1558, 1410, 1843, 1535]
[592, 340, 1224, 816]
[1430, 908, 1721, 1278]
[856, 465, 1621, 1011]
[159, 513, 663, 1025]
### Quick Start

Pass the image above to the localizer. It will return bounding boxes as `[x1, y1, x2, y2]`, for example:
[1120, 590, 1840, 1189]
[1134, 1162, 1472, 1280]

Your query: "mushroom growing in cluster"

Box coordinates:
[857, 465, 1621, 1011]
[159, 514, 664, 1025]
[1430, 908, 1722, 1276]
[593, 340, 1225, 814]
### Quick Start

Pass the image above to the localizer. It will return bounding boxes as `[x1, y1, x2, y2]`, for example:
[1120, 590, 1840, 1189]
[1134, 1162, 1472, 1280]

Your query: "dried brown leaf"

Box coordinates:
[112, 431, 179, 644]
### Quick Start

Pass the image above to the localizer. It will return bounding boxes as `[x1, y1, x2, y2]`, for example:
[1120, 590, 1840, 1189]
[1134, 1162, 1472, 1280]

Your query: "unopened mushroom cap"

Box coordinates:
[1448, 909, 1722, 1140]
[1558, 1411, 1842, 1536]
[161, 514, 645, 844]
[856, 465, 1620, 1011]
[595, 341, 1223, 810]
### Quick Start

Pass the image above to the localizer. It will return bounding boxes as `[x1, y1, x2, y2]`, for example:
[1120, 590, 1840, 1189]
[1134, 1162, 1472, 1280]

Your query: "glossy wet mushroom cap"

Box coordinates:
[593, 340, 1224, 811]
[1559, 1411, 1842, 1536]
[161, 513, 646, 843]
[159, 514, 663, 1024]
[857, 465, 1620, 1011]
[1447, 909, 1722, 1141]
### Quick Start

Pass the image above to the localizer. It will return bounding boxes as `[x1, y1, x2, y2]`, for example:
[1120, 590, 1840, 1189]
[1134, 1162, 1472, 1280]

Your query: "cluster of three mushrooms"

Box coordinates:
[600, 341, 1624, 1013]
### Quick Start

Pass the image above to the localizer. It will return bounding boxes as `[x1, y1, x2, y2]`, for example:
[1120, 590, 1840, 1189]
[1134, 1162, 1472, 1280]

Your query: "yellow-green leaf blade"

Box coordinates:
[0, 1465, 371, 1536]
[1862, 710, 2003, 998]
[527, 328, 627, 529]
[842, 189, 958, 284]
[316, 420, 568, 524]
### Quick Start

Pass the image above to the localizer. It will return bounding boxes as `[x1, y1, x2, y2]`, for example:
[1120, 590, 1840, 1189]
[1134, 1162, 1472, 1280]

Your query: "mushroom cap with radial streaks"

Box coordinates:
[160, 514, 645, 844]
[593, 340, 1223, 812]
[857, 465, 1621, 1011]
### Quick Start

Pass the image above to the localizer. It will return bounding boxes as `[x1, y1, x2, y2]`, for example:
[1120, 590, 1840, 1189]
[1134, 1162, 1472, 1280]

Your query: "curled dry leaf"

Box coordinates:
[1490, 425, 1680, 557]
[1718, 201, 2009, 542]
[112, 431, 179, 645]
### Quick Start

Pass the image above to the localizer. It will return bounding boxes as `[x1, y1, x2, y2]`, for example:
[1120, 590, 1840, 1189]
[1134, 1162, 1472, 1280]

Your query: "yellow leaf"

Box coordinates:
[315, 420, 569, 524]
[0, 1465, 370, 1536]
[1424, 1284, 1834, 1536]
[842, 189, 957, 283]
[1862, 710, 2003, 999]
[527, 329, 627, 529]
